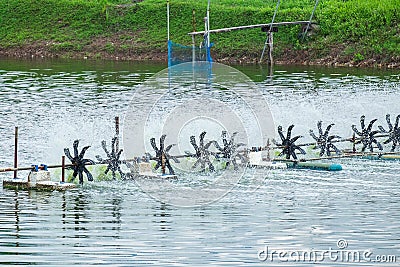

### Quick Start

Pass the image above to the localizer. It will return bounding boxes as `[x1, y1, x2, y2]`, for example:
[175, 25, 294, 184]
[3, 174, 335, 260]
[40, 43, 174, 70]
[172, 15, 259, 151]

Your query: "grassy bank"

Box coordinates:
[0, 0, 399, 67]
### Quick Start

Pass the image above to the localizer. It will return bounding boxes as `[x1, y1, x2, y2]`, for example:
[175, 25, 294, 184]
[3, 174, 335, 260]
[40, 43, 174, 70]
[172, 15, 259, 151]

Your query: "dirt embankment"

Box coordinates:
[1, 39, 399, 68]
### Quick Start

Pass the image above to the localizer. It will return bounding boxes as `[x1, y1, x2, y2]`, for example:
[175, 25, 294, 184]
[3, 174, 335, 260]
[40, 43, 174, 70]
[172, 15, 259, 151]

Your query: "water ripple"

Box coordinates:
[0, 60, 399, 266]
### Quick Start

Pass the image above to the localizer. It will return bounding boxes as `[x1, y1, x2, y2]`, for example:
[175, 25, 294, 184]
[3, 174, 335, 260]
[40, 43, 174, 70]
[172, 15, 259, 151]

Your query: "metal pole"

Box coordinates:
[270, 0, 280, 25]
[161, 153, 166, 175]
[260, 36, 268, 64]
[115, 116, 119, 152]
[266, 139, 271, 161]
[61, 156, 65, 183]
[192, 8, 196, 33]
[260, 0, 280, 63]
[206, 0, 210, 48]
[204, 16, 208, 45]
[260, 31, 274, 65]
[13, 127, 18, 179]
[268, 32, 274, 65]
[192, 35, 196, 63]
[167, 0, 170, 41]
[167, 0, 171, 67]
[192, 9, 196, 63]
[302, 0, 319, 40]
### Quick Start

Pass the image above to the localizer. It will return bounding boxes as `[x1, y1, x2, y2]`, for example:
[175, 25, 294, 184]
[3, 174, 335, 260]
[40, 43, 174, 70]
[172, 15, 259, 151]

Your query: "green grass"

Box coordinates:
[0, 0, 398, 64]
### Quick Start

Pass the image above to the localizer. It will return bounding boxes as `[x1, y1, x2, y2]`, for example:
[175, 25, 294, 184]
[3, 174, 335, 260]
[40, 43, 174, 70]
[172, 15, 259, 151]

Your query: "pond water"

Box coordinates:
[0, 58, 399, 266]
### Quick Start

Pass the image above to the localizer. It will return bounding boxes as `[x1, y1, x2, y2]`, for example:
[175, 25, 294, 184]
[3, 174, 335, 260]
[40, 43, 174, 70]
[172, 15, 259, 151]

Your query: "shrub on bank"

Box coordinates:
[0, 0, 398, 64]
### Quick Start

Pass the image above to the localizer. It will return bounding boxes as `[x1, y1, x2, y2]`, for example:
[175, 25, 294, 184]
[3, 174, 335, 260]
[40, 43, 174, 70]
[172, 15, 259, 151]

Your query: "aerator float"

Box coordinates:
[2, 114, 400, 191]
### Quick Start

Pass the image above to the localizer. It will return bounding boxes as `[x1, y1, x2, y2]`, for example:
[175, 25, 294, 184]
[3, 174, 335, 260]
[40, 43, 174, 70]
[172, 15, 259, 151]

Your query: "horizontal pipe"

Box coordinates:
[1, 150, 399, 173]
[0, 163, 74, 173]
[274, 151, 400, 163]
[264, 133, 390, 151]
[188, 21, 311, 35]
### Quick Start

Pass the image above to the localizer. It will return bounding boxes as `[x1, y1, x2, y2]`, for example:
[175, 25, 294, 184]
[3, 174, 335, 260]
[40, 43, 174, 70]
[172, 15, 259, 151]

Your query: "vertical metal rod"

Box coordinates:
[61, 156, 65, 183]
[192, 8, 196, 33]
[260, 32, 274, 65]
[115, 116, 120, 152]
[206, 0, 211, 48]
[266, 139, 271, 161]
[161, 153, 166, 175]
[192, 9, 196, 63]
[260, 0, 280, 63]
[192, 35, 196, 63]
[203, 16, 208, 48]
[302, 0, 320, 41]
[268, 32, 274, 65]
[167, 0, 171, 67]
[260, 35, 269, 64]
[270, 0, 280, 26]
[13, 127, 18, 179]
[167, 0, 170, 41]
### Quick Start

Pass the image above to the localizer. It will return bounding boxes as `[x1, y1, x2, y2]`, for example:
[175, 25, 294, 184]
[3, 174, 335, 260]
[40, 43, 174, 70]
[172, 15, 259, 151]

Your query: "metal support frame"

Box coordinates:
[260, 0, 280, 64]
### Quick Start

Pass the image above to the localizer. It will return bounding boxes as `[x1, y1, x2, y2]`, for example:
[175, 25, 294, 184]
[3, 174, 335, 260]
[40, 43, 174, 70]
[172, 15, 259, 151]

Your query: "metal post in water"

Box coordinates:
[13, 127, 18, 179]
[266, 138, 271, 161]
[115, 116, 120, 152]
[268, 32, 274, 66]
[192, 35, 196, 63]
[161, 153, 166, 175]
[61, 156, 65, 183]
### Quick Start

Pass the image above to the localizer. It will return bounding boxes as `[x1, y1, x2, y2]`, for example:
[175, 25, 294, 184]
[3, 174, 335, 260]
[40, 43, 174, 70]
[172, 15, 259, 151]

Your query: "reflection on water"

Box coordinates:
[0, 58, 399, 266]
[152, 203, 172, 232]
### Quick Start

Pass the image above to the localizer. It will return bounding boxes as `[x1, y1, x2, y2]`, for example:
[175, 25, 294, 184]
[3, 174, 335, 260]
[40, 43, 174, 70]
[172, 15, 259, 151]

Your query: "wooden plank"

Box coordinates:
[3, 179, 76, 191]
[188, 21, 311, 35]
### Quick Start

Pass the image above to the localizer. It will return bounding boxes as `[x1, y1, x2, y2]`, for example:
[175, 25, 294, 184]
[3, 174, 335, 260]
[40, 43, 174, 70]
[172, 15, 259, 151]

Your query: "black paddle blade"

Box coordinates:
[275, 125, 306, 160]
[214, 131, 246, 170]
[96, 137, 124, 180]
[379, 114, 400, 152]
[309, 121, 341, 156]
[149, 135, 178, 175]
[64, 140, 95, 184]
[352, 115, 382, 152]
[189, 131, 215, 172]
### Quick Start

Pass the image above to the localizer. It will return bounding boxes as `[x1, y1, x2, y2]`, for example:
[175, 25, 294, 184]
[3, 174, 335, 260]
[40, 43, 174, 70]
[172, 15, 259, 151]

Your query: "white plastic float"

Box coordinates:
[131, 162, 177, 179]
[248, 151, 287, 169]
